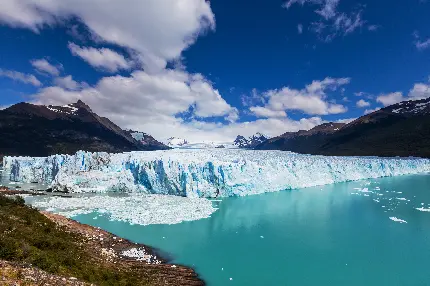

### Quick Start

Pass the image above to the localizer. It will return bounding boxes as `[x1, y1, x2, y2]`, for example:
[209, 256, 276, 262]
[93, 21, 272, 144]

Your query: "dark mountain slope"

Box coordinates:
[234, 133, 268, 148]
[126, 130, 170, 150]
[255, 123, 345, 154]
[255, 98, 430, 158]
[0, 101, 161, 156]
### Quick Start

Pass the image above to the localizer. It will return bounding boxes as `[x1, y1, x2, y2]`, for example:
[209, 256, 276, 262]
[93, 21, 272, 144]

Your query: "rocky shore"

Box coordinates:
[0, 187, 205, 286]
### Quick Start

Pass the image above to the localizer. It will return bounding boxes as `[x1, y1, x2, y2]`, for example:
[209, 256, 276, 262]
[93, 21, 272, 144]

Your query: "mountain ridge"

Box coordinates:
[255, 97, 430, 158]
[0, 101, 167, 157]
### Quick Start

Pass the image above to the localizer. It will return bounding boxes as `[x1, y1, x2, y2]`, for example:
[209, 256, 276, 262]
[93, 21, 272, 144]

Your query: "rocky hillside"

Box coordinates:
[127, 130, 170, 150]
[0, 101, 164, 157]
[256, 97, 430, 158]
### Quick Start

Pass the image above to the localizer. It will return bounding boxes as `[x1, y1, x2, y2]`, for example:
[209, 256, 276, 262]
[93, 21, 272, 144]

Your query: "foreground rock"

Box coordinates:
[0, 260, 89, 286]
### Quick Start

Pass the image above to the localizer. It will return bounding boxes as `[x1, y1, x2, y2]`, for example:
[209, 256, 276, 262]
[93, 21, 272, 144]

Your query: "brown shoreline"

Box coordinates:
[0, 187, 205, 286]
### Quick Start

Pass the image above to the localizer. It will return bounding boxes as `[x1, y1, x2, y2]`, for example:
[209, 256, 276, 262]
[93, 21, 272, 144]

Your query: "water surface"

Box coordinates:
[51, 175, 430, 285]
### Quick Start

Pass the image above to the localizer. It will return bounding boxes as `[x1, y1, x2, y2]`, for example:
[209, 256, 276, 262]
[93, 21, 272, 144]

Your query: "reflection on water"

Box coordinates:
[70, 174, 430, 286]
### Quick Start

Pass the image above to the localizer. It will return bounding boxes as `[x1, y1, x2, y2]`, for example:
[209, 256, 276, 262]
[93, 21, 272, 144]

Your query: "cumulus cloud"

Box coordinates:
[376, 82, 430, 106]
[68, 43, 133, 72]
[30, 58, 62, 76]
[53, 75, 86, 90]
[408, 83, 430, 99]
[250, 106, 287, 118]
[284, 0, 366, 42]
[0, 0, 215, 72]
[376, 92, 404, 106]
[356, 99, 370, 108]
[26, 69, 340, 141]
[248, 77, 349, 117]
[31, 69, 243, 140]
[0, 68, 42, 86]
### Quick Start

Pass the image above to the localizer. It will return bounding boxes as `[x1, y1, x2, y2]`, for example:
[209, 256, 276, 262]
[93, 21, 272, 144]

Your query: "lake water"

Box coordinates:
[69, 174, 430, 286]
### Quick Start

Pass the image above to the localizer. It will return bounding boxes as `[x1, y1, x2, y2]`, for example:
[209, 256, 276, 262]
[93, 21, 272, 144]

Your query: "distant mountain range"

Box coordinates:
[2, 97, 429, 158]
[234, 133, 268, 149]
[165, 137, 189, 147]
[256, 97, 430, 158]
[127, 130, 170, 151]
[0, 100, 168, 157]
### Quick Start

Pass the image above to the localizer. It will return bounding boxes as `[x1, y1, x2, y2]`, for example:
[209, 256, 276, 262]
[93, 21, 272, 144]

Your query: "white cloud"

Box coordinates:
[30, 58, 62, 76]
[356, 99, 370, 108]
[316, 0, 340, 20]
[28, 69, 334, 142]
[68, 43, 133, 72]
[297, 23, 303, 34]
[249, 77, 349, 116]
[53, 75, 86, 91]
[364, 107, 381, 115]
[335, 117, 356, 124]
[250, 106, 287, 118]
[31, 69, 242, 140]
[416, 38, 430, 50]
[376, 82, 430, 106]
[284, 0, 365, 42]
[0, 0, 215, 72]
[376, 92, 404, 106]
[413, 31, 430, 50]
[367, 25, 380, 31]
[0, 68, 42, 86]
[408, 83, 430, 99]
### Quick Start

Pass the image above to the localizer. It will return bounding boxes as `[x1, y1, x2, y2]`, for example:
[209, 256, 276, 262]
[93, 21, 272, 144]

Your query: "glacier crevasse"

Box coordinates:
[3, 149, 430, 198]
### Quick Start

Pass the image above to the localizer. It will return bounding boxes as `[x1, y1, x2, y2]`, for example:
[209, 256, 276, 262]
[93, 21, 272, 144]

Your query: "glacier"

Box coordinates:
[3, 149, 430, 198]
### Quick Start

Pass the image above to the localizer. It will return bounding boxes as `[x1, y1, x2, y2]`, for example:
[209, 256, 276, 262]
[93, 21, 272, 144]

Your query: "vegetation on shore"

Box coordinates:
[0, 194, 203, 286]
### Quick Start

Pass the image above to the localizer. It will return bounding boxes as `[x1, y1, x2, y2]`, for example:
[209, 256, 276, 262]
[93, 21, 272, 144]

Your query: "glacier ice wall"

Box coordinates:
[4, 150, 430, 198]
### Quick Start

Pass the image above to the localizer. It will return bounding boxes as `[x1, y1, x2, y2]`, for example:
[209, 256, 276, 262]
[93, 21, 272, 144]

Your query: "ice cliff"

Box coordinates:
[4, 150, 430, 198]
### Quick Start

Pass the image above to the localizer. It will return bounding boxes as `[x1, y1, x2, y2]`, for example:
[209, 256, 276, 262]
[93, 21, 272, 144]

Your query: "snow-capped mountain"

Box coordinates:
[164, 137, 236, 149]
[256, 97, 430, 157]
[0, 100, 167, 156]
[234, 132, 268, 148]
[127, 130, 169, 150]
[165, 137, 189, 147]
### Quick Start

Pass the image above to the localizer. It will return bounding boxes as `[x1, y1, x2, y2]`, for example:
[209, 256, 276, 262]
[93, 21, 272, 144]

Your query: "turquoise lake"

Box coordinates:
[70, 175, 430, 285]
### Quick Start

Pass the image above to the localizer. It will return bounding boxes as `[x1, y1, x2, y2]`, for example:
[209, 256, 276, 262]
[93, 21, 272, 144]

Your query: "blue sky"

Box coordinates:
[0, 0, 429, 142]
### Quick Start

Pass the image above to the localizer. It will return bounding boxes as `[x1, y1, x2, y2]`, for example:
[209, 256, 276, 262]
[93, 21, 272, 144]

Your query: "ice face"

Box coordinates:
[4, 149, 430, 198]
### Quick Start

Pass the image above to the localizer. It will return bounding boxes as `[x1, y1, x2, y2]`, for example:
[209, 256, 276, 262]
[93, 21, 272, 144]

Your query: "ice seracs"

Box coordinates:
[4, 149, 430, 198]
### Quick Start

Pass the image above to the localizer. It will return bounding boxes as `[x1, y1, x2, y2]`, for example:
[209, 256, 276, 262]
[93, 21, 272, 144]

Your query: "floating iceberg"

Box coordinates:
[27, 194, 217, 225]
[4, 149, 430, 198]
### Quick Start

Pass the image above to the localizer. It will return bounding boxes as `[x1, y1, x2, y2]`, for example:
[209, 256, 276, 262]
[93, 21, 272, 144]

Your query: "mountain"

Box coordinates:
[0, 100, 164, 157]
[234, 132, 268, 148]
[165, 137, 189, 147]
[164, 138, 234, 149]
[126, 130, 170, 150]
[255, 123, 345, 153]
[256, 97, 430, 158]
